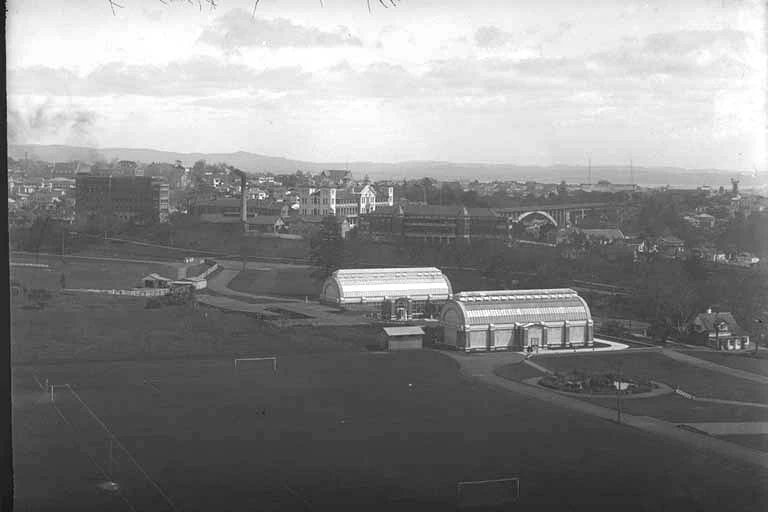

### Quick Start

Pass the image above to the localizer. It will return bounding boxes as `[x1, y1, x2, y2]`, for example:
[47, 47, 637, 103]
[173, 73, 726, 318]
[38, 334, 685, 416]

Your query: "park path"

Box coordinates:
[439, 350, 768, 470]
[684, 422, 768, 435]
[662, 349, 768, 385]
[202, 264, 371, 327]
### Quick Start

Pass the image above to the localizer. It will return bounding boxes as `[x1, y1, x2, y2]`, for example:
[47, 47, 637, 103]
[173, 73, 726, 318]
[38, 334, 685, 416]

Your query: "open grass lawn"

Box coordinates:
[11, 293, 377, 365]
[719, 435, 768, 454]
[578, 393, 768, 423]
[532, 351, 768, 405]
[12, 350, 768, 512]
[228, 267, 320, 298]
[494, 361, 545, 382]
[682, 350, 768, 377]
[11, 255, 177, 290]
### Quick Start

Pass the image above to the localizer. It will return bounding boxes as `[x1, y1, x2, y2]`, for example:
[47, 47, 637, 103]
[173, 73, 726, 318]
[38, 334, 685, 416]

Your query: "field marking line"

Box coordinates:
[62, 384, 179, 512]
[282, 482, 313, 510]
[458, 477, 519, 486]
[143, 380, 161, 393]
[36, 376, 139, 512]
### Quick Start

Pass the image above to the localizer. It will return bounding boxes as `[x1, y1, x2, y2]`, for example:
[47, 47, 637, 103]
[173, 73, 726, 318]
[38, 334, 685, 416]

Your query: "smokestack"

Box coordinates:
[241, 173, 248, 231]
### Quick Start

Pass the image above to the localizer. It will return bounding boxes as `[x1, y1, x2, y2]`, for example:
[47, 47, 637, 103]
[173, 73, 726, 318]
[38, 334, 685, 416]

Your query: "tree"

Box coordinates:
[310, 216, 347, 281]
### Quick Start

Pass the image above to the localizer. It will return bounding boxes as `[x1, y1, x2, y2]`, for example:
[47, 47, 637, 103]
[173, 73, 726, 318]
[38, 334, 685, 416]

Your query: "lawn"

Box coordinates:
[12, 350, 768, 512]
[719, 435, 768, 454]
[10, 255, 177, 290]
[228, 267, 320, 298]
[530, 351, 768, 405]
[682, 350, 768, 377]
[11, 293, 378, 365]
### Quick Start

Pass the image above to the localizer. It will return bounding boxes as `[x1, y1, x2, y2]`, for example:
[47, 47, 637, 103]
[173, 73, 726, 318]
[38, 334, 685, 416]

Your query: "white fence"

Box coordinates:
[65, 288, 171, 297]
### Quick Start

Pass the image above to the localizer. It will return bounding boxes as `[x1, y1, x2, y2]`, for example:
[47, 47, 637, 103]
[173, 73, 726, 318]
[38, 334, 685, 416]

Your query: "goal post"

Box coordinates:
[456, 477, 520, 509]
[234, 356, 278, 373]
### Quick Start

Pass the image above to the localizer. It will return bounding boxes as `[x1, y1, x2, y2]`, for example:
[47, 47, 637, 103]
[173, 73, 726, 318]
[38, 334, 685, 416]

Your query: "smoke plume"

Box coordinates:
[7, 101, 97, 145]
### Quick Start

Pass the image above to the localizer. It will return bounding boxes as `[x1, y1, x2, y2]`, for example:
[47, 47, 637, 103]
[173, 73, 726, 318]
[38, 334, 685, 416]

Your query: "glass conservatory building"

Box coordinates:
[439, 289, 594, 352]
[320, 267, 453, 320]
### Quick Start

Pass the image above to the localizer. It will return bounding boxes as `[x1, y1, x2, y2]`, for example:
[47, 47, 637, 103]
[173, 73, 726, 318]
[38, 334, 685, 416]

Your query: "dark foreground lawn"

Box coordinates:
[11, 293, 377, 365]
[228, 267, 320, 298]
[12, 350, 768, 512]
[531, 351, 768, 405]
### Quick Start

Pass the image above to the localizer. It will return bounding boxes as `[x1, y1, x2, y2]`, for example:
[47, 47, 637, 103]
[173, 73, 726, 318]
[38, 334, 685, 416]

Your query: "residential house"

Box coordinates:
[683, 213, 716, 229]
[577, 227, 626, 244]
[246, 216, 286, 234]
[690, 309, 750, 351]
[657, 235, 686, 259]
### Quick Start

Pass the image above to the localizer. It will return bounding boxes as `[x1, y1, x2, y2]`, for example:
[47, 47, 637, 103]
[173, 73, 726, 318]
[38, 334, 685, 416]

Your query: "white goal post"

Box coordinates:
[234, 356, 278, 372]
[457, 477, 520, 509]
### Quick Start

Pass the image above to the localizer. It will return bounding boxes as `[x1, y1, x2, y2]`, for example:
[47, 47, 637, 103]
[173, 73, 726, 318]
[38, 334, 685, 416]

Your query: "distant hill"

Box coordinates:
[8, 143, 763, 188]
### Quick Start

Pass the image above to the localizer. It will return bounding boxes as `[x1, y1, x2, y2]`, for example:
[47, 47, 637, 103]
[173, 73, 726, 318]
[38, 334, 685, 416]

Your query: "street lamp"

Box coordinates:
[754, 318, 764, 357]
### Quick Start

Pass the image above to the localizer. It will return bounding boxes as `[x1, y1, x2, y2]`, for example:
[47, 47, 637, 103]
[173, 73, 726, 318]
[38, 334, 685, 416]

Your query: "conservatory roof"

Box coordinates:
[327, 267, 453, 302]
[450, 288, 592, 326]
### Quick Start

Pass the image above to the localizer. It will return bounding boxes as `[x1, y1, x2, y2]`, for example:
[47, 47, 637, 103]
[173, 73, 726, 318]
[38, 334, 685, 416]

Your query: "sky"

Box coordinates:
[6, 0, 767, 171]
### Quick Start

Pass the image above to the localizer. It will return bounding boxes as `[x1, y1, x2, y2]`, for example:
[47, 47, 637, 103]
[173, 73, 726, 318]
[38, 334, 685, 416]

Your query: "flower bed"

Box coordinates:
[539, 370, 655, 395]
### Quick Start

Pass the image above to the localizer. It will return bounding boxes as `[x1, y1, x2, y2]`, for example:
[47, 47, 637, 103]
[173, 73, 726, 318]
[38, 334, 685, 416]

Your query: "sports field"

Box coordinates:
[11, 293, 376, 365]
[10, 260, 768, 511]
[228, 267, 320, 298]
[13, 350, 768, 512]
[10, 255, 177, 290]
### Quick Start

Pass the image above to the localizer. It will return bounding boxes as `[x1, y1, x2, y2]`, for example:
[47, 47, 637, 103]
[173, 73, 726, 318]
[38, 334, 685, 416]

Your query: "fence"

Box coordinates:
[65, 288, 172, 297]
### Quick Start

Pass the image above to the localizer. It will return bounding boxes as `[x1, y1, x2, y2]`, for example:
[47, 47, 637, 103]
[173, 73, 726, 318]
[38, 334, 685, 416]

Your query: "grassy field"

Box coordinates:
[719, 435, 768, 454]
[495, 358, 768, 424]
[530, 351, 768, 405]
[13, 350, 768, 512]
[682, 350, 768, 377]
[228, 267, 320, 298]
[11, 293, 377, 365]
[10, 255, 177, 290]
[11, 260, 768, 511]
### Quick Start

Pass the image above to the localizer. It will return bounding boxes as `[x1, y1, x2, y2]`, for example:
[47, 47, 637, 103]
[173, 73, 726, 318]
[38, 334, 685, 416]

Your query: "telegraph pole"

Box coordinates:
[615, 364, 623, 424]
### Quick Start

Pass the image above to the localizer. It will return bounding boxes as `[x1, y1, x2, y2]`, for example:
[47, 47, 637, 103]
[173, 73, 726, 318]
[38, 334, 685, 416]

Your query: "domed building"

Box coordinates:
[439, 289, 594, 352]
[320, 267, 453, 320]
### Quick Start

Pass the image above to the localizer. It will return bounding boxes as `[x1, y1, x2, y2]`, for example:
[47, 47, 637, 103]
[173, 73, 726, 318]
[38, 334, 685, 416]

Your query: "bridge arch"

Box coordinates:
[516, 210, 558, 227]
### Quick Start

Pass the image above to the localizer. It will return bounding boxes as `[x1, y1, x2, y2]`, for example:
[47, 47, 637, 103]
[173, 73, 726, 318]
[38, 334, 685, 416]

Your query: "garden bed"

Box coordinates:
[539, 370, 656, 395]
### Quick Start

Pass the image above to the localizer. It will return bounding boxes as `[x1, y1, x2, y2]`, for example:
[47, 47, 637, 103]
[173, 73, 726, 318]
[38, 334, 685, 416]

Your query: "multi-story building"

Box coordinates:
[299, 184, 393, 228]
[360, 204, 508, 243]
[193, 198, 289, 220]
[75, 174, 169, 225]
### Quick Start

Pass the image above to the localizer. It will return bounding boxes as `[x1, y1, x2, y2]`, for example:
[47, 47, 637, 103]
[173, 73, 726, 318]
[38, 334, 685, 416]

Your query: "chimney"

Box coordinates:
[241, 173, 248, 232]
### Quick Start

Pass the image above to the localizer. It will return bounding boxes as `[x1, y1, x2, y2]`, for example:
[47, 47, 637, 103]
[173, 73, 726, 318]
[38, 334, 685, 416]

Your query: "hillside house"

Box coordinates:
[690, 310, 750, 351]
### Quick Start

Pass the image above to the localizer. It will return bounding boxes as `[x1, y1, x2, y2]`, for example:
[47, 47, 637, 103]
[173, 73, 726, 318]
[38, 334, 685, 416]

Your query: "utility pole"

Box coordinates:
[616, 365, 623, 424]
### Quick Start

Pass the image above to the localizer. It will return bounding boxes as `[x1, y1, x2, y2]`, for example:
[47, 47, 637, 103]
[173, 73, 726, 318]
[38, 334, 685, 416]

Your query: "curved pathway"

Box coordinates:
[438, 350, 768, 470]
[661, 349, 768, 385]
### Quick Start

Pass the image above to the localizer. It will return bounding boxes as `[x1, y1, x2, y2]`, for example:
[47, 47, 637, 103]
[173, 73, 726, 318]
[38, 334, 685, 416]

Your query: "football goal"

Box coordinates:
[234, 356, 278, 373]
[456, 477, 520, 509]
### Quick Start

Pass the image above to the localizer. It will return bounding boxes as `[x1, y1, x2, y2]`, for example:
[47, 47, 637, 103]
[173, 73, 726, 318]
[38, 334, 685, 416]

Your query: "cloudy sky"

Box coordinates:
[6, 0, 766, 170]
